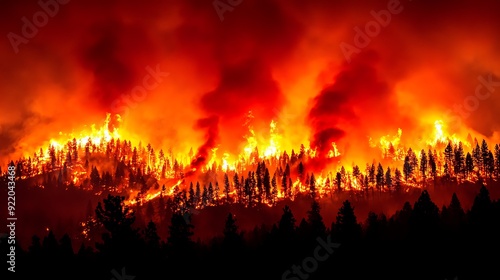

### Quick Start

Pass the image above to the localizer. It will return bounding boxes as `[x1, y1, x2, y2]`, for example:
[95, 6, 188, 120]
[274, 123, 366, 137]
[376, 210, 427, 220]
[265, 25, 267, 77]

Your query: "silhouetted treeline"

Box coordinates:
[5, 137, 500, 216]
[3, 185, 499, 280]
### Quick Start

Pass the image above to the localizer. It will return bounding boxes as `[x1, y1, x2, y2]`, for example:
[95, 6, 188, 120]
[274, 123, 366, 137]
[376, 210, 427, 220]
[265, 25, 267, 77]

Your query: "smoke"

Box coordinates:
[189, 116, 219, 172]
[1, 0, 500, 167]
[178, 0, 302, 169]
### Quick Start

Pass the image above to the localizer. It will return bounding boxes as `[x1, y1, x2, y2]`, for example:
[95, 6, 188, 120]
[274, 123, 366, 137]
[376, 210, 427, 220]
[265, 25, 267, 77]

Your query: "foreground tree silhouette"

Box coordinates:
[334, 200, 361, 243]
[468, 185, 494, 237]
[95, 194, 141, 266]
[144, 220, 161, 251]
[306, 200, 327, 239]
[278, 205, 296, 242]
[441, 193, 465, 230]
[167, 212, 195, 257]
[409, 190, 440, 239]
[223, 213, 244, 248]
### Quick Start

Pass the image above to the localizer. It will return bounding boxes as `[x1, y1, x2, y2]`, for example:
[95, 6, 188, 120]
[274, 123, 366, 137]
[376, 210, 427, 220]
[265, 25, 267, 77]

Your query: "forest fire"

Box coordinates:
[2, 1, 500, 278]
[4, 111, 494, 211]
[0, 46, 496, 218]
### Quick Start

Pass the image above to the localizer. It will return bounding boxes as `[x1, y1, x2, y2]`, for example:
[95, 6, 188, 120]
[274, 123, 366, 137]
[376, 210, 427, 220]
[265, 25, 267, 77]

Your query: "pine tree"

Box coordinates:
[481, 139, 490, 174]
[336, 172, 342, 192]
[214, 181, 220, 205]
[167, 212, 194, 255]
[233, 173, 241, 203]
[495, 144, 500, 178]
[195, 182, 201, 207]
[428, 149, 437, 180]
[403, 156, 412, 182]
[352, 165, 361, 179]
[297, 162, 305, 182]
[90, 166, 101, 188]
[376, 163, 384, 191]
[444, 142, 454, 168]
[309, 173, 316, 199]
[263, 168, 271, 201]
[307, 200, 326, 238]
[224, 173, 231, 203]
[201, 185, 208, 207]
[281, 172, 288, 198]
[290, 149, 297, 165]
[394, 168, 402, 192]
[410, 190, 440, 237]
[486, 151, 495, 178]
[188, 182, 195, 207]
[368, 163, 376, 186]
[385, 167, 392, 191]
[335, 200, 361, 242]
[144, 220, 160, 249]
[208, 182, 214, 205]
[469, 185, 492, 229]
[442, 193, 465, 230]
[454, 142, 465, 180]
[465, 152, 474, 179]
[95, 195, 139, 259]
[472, 142, 482, 173]
[271, 172, 278, 203]
[420, 149, 427, 181]
[299, 144, 306, 160]
[407, 148, 419, 172]
[278, 205, 296, 241]
[223, 213, 243, 249]
[443, 162, 451, 180]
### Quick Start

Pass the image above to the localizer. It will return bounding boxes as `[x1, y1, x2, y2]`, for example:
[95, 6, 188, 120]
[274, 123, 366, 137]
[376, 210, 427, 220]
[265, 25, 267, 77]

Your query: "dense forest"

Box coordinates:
[2, 137, 500, 279]
[1, 184, 500, 279]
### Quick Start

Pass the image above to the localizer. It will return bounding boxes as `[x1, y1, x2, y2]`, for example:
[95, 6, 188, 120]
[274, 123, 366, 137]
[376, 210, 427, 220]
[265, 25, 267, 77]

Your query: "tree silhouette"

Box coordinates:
[167, 212, 195, 256]
[409, 190, 440, 239]
[222, 213, 244, 249]
[334, 200, 361, 242]
[309, 173, 317, 198]
[365, 212, 387, 242]
[95, 194, 140, 265]
[376, 163, 384, 192]
[278, 205, 296, 242]
[468, 185, 493, 232]
[306, 200, 326, 239]
[144, 220, 161, 249]
[441, 193, 465, 230]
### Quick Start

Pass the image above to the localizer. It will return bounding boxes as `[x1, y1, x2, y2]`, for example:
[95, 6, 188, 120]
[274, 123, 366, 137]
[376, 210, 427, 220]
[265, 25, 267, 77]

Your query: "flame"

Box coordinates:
[427, 120, 468, 148]
[221, 152, 236, 172]
[8, 113, 490, 215]
[369, 128, 404, 160]
[263, 120, 281, 158]
[243, 119, 284, 162]
[48, 113, 120, 151]
[327, 142, 341, 158]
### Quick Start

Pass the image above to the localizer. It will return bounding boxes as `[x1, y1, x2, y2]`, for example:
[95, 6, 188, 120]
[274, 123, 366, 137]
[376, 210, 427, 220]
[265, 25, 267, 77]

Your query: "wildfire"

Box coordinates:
[7, 112, 492, 214]
[426, 120, 468, 148]
[221, 152, 236, 172]
[369, 128, 404, 160]
[263, 120, 281, 158]
[126, 179, 184, 206]
[243, 118, 284, 162]
[327, 142, 341, 158]
[369, 119, 473, 161]
[49, 113, 120, 151]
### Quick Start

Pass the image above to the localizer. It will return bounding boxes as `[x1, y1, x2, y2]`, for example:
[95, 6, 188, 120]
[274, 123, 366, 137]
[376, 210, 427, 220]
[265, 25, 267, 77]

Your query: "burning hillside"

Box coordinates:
[1, 0, 500, 170]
